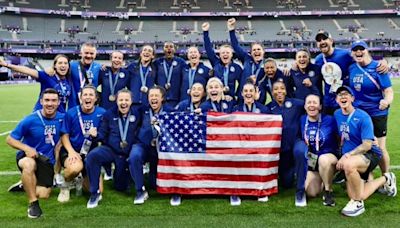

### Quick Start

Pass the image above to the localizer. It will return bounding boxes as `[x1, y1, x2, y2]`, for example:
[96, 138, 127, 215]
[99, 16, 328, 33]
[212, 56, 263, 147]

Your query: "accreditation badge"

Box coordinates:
[307, 151, 318, 170]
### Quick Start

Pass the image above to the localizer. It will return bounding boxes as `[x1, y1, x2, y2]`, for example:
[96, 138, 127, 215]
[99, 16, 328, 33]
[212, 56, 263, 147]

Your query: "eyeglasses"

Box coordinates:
[337, 91, 351, 97]
[351, 46, 366, 52]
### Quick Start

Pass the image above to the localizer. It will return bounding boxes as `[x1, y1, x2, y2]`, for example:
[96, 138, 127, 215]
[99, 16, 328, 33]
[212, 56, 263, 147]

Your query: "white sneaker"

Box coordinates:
[295, 192, 307, 207]
[170, 195, 181, 206]
[230, 195, 241, 206]
[103, 173, 113, 181]
[384, 172, 397, 197]
[87, 192, 102, 209]
[54, 173, 65, 187]
[134, 191, 149, 205]
[258, 196, 269, 202]
[57, 187, 70, 203]
[341, 199, 365, 217]
[143, 163, 150, 175]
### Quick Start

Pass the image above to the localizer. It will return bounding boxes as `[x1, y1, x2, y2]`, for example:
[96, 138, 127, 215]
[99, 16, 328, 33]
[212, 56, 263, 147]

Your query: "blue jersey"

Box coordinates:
[233, 102, 269, 114]
[70, 60, 101, 102]
[180, 63, 210, 101]
[349, 60, 392, 117]
[34, 71, 75, 113]
[154, 56, 186, 104]
[289, 63, 323, 100]
[10, 111, 64, 165]
[200, 100, 234, 113]
[300, 114, 338, 155]
[98, 105, 142, 156]
[98, 67, 130, 109]
[175, 99, 204, 112]
[229, 30, 264, 100]
[334, 108, 382, 157]
[203, 31, 243, 99]
[127, 61, 156, 105]
[315, 48, 353, 109]
[60, 106, 106, 151]
[266, 98, 304, 152]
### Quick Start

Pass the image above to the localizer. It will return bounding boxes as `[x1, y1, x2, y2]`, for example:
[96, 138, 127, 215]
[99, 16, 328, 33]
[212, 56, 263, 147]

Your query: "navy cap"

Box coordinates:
[315, 31, 331, 41]
[351, 40, 368, 51]
[336, 85, 354, 96]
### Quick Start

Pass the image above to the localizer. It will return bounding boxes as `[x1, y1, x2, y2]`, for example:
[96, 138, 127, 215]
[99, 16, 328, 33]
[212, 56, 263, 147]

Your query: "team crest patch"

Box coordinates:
[222, 103, 228, 109]
[308, 71, 315, 77]
[172, 61, 178, 66]
[230, 66, 235, 72]
[285, 101, 292, 108]
[129, 115, 136, 122]
[119, 72, 125, 78]
[198, 68, 204, 74]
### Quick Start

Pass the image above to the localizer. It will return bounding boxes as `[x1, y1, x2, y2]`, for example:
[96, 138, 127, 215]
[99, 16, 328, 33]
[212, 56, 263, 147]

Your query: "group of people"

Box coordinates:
[1, 18, 397, 219]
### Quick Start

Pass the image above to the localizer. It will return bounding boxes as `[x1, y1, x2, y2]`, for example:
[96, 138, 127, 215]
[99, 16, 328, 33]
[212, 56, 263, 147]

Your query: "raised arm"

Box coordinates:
[227, 18, 247, 62]
[0, 58, 39, 78]
[202, 22, 219, 67]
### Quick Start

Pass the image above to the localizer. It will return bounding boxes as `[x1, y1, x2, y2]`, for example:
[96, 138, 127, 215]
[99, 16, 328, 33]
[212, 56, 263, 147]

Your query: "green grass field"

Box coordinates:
[0, 82, 399, 227]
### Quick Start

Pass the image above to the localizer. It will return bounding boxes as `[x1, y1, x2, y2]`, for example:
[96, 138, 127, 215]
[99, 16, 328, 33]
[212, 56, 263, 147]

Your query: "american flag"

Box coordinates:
[156, 111, 282, 197]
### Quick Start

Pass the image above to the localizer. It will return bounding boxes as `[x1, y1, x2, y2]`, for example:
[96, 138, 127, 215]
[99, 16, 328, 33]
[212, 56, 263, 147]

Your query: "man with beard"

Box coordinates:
[6, 89, 64, 218]
[155, 42, 186, 106]
[57, 86, 106, 203]
[70, 43, 102, 103]
[85, 89, 142, 208]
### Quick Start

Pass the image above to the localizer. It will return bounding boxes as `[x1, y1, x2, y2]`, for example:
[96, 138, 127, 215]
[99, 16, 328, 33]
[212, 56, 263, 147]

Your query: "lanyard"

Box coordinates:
[108, 69, 120, 96]
[322, 54, 327, 64]
[78, 62, 94, 88]
[340, 109, 356, 147]
[55, 74, 67, 96]
[355, 64, 382, 92]
[304, 114, 322, 152]
[188, 67, 196, 89]
[76, 106, 89, 137]
[211, 101, 225, 112]
[140, 64, 149, 87]
[223, 65, 230, 87]
[251, 62, 261, 76]
[242, 103, 256, 113]
[36, 110, 55, 146]
[163, 60, 174, 84]
[118, 112, 130, 143]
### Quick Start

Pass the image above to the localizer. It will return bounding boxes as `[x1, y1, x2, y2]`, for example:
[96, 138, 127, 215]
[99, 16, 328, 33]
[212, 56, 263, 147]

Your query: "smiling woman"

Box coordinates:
[0, 55, 75, 113]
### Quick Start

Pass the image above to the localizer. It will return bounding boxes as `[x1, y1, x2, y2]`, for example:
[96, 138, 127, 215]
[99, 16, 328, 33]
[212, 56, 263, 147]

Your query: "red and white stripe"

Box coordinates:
[157, 112, 282, 196]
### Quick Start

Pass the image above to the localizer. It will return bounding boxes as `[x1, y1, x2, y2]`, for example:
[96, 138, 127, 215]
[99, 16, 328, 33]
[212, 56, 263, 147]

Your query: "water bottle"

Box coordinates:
[80, 138, 92, 155]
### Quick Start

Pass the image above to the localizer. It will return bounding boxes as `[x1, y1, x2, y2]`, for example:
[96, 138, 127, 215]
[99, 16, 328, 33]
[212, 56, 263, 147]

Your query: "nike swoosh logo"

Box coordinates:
[113, 118, 118, 120]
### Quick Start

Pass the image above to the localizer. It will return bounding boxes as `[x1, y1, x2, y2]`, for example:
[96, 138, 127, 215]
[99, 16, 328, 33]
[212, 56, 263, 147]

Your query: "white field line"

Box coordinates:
[0, 121, 19, 123]
[0, 130, 11, 136]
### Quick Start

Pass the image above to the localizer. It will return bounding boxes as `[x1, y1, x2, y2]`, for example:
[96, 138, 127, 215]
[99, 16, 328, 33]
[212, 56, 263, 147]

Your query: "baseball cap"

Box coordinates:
[351, 40, 368, 51]
[315, 31, 331, 41]
[336, 86, 354, 96]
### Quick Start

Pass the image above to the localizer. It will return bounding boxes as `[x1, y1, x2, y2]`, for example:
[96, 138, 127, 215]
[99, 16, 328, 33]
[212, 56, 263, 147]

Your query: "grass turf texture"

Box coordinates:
[0, 81, 399, 226]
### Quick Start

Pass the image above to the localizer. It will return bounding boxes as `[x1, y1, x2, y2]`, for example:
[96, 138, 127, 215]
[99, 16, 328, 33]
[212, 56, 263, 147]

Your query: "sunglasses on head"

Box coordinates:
[352, 46, 366, 52]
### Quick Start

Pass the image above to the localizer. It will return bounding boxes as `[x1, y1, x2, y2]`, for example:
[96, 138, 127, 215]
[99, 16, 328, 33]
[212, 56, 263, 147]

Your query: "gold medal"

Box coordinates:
[109, 94, 116, 102]
[140, 86, 148, 93]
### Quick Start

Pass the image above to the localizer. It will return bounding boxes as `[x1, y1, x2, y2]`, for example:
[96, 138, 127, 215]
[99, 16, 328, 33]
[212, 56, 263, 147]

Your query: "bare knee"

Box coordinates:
[36, 187, 52, 199]
[19, 158, 36, 174]
[64, 159, 83, 180]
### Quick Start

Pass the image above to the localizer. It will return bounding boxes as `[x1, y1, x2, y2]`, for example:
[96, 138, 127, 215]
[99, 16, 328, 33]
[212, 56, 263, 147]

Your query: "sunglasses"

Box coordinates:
[316, 36, 329, 42]
[352, 46, 366, 52]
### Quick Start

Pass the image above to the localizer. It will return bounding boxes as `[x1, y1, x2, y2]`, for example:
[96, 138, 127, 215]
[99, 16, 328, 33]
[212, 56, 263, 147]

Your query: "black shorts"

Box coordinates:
[59, 147, 86, 176]
[16, 151, 54, 188]
[371, 115, 387, 138]
[360, 150, 381, 181]
[308, 152, 340, 172]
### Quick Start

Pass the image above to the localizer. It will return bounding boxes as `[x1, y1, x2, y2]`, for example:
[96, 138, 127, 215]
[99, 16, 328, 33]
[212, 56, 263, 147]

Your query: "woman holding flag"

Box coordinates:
[176, 82, 206, 112]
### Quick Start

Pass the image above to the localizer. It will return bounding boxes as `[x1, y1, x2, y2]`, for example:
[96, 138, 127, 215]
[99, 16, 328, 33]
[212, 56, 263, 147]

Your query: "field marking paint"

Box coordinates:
[0, 121, 19, 123]
[0, 130, 11, 136]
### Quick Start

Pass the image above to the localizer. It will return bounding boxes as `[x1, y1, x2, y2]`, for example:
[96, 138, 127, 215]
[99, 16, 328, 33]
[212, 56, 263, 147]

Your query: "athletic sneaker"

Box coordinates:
[87, 192, 102, 209]
[75, 174, 83, 196]
[333, 171, 345, 184]
[383, 172, 397, 197]
[322, 191, 335, 207]
[27, 200, 42, 219]
[57, 187, 70, 203]
[230, 195, 241, 206]
[170, 195, 181, 206]
[8, 180, 24, 192]
[103, 173, 113, 181]
[134, 191, 149, 205]
[143, 163, 150, 175]
[257, 196, 269, 202]
[341, 199, 365, 217]
[54, 173, 65, 187]
[295, 191, 307, 207]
